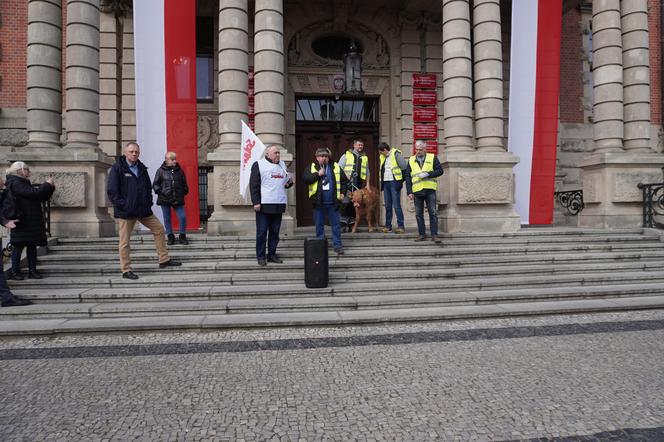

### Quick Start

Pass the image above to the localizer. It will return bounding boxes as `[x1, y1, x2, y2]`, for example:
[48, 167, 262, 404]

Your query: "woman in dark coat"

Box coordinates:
[153, 151, 189, 245]
[5, 161, 55, 280]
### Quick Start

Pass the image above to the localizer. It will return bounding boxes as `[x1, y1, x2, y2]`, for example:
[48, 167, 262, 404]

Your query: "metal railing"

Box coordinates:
[637, 182, 664, 229]
[554, 189, 584, 215]
[198, 166, 214, 221]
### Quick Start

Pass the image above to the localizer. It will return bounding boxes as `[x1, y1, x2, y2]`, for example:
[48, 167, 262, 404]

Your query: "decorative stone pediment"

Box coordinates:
[288, 21, 390, 69]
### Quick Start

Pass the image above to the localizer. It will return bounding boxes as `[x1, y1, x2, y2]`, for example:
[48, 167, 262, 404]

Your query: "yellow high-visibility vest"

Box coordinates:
[343, 150, 368, 181]
[409, 153, 437, 193]
[308, 162, 341, 200]
[379, 148, 403, 182]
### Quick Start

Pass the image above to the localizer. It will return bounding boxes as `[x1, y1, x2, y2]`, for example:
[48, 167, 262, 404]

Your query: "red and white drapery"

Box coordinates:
[133, 0, 199, 229]
[508, 0, 563, 225]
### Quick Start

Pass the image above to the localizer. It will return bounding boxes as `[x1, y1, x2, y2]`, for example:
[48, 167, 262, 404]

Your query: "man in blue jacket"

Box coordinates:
[107, 142, 181, 279]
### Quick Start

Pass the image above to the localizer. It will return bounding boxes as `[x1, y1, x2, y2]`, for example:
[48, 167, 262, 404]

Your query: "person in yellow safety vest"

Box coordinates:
[377, 142, 408, 234]
[405, 140, 444, 243]
[302, 147, 349, 255]
[338, 138, 370, 191]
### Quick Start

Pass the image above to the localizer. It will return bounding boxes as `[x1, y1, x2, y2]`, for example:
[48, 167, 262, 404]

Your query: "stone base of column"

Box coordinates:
[578, 153, 664, 229]
[207, 150, 295, 236]
[439, 151, 521, 233]
[0, 147, 116, 237]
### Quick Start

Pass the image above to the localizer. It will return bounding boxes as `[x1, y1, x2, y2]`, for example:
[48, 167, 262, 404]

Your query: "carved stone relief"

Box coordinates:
[33, 172, 87, 207]
[217, 170, 246, 206]
[457, 172, 512, 204]
[198, 114, 218, 165]
[613, 171, 661, 202]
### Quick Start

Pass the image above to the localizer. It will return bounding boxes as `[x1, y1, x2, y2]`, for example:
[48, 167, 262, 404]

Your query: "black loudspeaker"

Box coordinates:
[304, 237, 329, 288]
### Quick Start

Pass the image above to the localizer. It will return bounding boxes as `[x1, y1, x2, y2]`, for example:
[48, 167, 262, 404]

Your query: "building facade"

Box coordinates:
[0, 0, 663, 237]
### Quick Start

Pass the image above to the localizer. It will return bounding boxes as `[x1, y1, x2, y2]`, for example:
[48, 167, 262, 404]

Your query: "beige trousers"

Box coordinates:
[117, 214, 169, 273]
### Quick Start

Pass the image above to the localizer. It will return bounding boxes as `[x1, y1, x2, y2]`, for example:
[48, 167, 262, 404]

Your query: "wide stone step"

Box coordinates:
[3, 228, 661, 335]
[52, 228, 649, 245]
[11, 270, 664, 300]
[41, 242, 664, 264]
[1, 293, 662, 335]
[2, 282, 664, 320]
[47, 233, 657, 251]
[29, 257, 664, 278]
[29, 249, 664, 276]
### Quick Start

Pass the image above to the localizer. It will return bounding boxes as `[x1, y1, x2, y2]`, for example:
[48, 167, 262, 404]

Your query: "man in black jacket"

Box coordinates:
[302, 147, 348, 255]
[107, 142, 181, 279]
[249, 145, 293, 266]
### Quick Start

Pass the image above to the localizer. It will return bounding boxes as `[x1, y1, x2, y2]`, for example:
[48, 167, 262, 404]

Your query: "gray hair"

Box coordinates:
[315, 147, 331, 157]
[414, 140, 427, 149]
[5, 161, 27, 177]
[265, 145, 280, 156]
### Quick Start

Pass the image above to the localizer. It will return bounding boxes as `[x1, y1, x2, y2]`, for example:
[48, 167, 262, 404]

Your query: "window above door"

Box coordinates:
[296, 98, 377, 122]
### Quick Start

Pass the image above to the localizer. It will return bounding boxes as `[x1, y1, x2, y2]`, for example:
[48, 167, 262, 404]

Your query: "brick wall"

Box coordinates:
[559, 6, 584, 124]
[649, 0, 661, 125]
[0, 0, 27, 108]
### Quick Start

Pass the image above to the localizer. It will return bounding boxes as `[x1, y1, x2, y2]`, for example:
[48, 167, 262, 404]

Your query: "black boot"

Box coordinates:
[179, 234, 189, 245]
[167, 234, 175, 245]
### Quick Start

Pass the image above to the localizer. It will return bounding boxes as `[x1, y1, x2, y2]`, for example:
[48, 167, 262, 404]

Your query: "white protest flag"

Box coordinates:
[239, 121, 267, 200]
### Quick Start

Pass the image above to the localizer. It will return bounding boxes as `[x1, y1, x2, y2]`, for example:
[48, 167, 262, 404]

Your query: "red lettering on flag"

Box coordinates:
[243, 138, 256, 168]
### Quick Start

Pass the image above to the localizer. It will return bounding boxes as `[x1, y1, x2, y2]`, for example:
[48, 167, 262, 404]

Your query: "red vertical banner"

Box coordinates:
[529, 0, 562, 224]
[248, 68, 255, 131]
[164, 0, 199, 230]
[412, 73, 438, 154]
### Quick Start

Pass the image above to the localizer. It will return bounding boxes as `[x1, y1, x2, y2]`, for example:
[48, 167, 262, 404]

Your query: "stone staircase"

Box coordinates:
[2, 227, 664, 335]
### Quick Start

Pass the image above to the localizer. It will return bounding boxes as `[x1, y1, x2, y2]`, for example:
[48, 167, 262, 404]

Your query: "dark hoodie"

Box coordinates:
[153, 162, 189, 206]
[107, 155, 153, 219]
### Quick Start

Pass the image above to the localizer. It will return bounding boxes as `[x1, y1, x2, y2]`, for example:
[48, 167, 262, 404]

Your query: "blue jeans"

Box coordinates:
[383, 180, 404, 229]
[413, 189, 438, 237]
[161, 205, 186, 235]
[314, 204, 342, 249]
[255, 211, 282, 260]
[11, 244, 37, 274]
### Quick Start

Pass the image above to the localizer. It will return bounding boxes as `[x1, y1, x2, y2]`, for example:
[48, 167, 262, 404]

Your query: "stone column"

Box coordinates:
[253, 0, 285, 148]
[26, 0, 62, 148]
[472, 0, 504, 152]
[208, 0, 293, 234]
[591, 0, 624, 153]
[621, 0, 651, 152]
[64, 0, 101, 149]
[217, 0, 249, 151]
[579, 0, 664, 228]
[439, 0, 519, 233]
[441, 0, 474, 151]
[207, 0, 251, 234]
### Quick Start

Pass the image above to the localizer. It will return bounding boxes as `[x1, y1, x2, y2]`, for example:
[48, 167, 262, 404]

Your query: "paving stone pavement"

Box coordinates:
[1, 310, 664, 441]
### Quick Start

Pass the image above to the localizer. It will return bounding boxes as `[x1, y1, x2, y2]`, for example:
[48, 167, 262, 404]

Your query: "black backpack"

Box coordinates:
[0, 186, 19, 220]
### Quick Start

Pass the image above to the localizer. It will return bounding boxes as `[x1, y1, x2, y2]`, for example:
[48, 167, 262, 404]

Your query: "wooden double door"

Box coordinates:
[295, 121, 380, 226]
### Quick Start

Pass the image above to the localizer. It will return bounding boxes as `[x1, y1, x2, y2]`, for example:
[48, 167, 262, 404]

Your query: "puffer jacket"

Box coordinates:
[106, 156, 154, 219]
[5, 175, 54, 247]
[153, 162, 189, 206]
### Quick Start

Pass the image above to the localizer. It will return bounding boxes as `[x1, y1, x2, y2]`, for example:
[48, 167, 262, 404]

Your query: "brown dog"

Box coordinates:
[350, 187, 379, 233]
